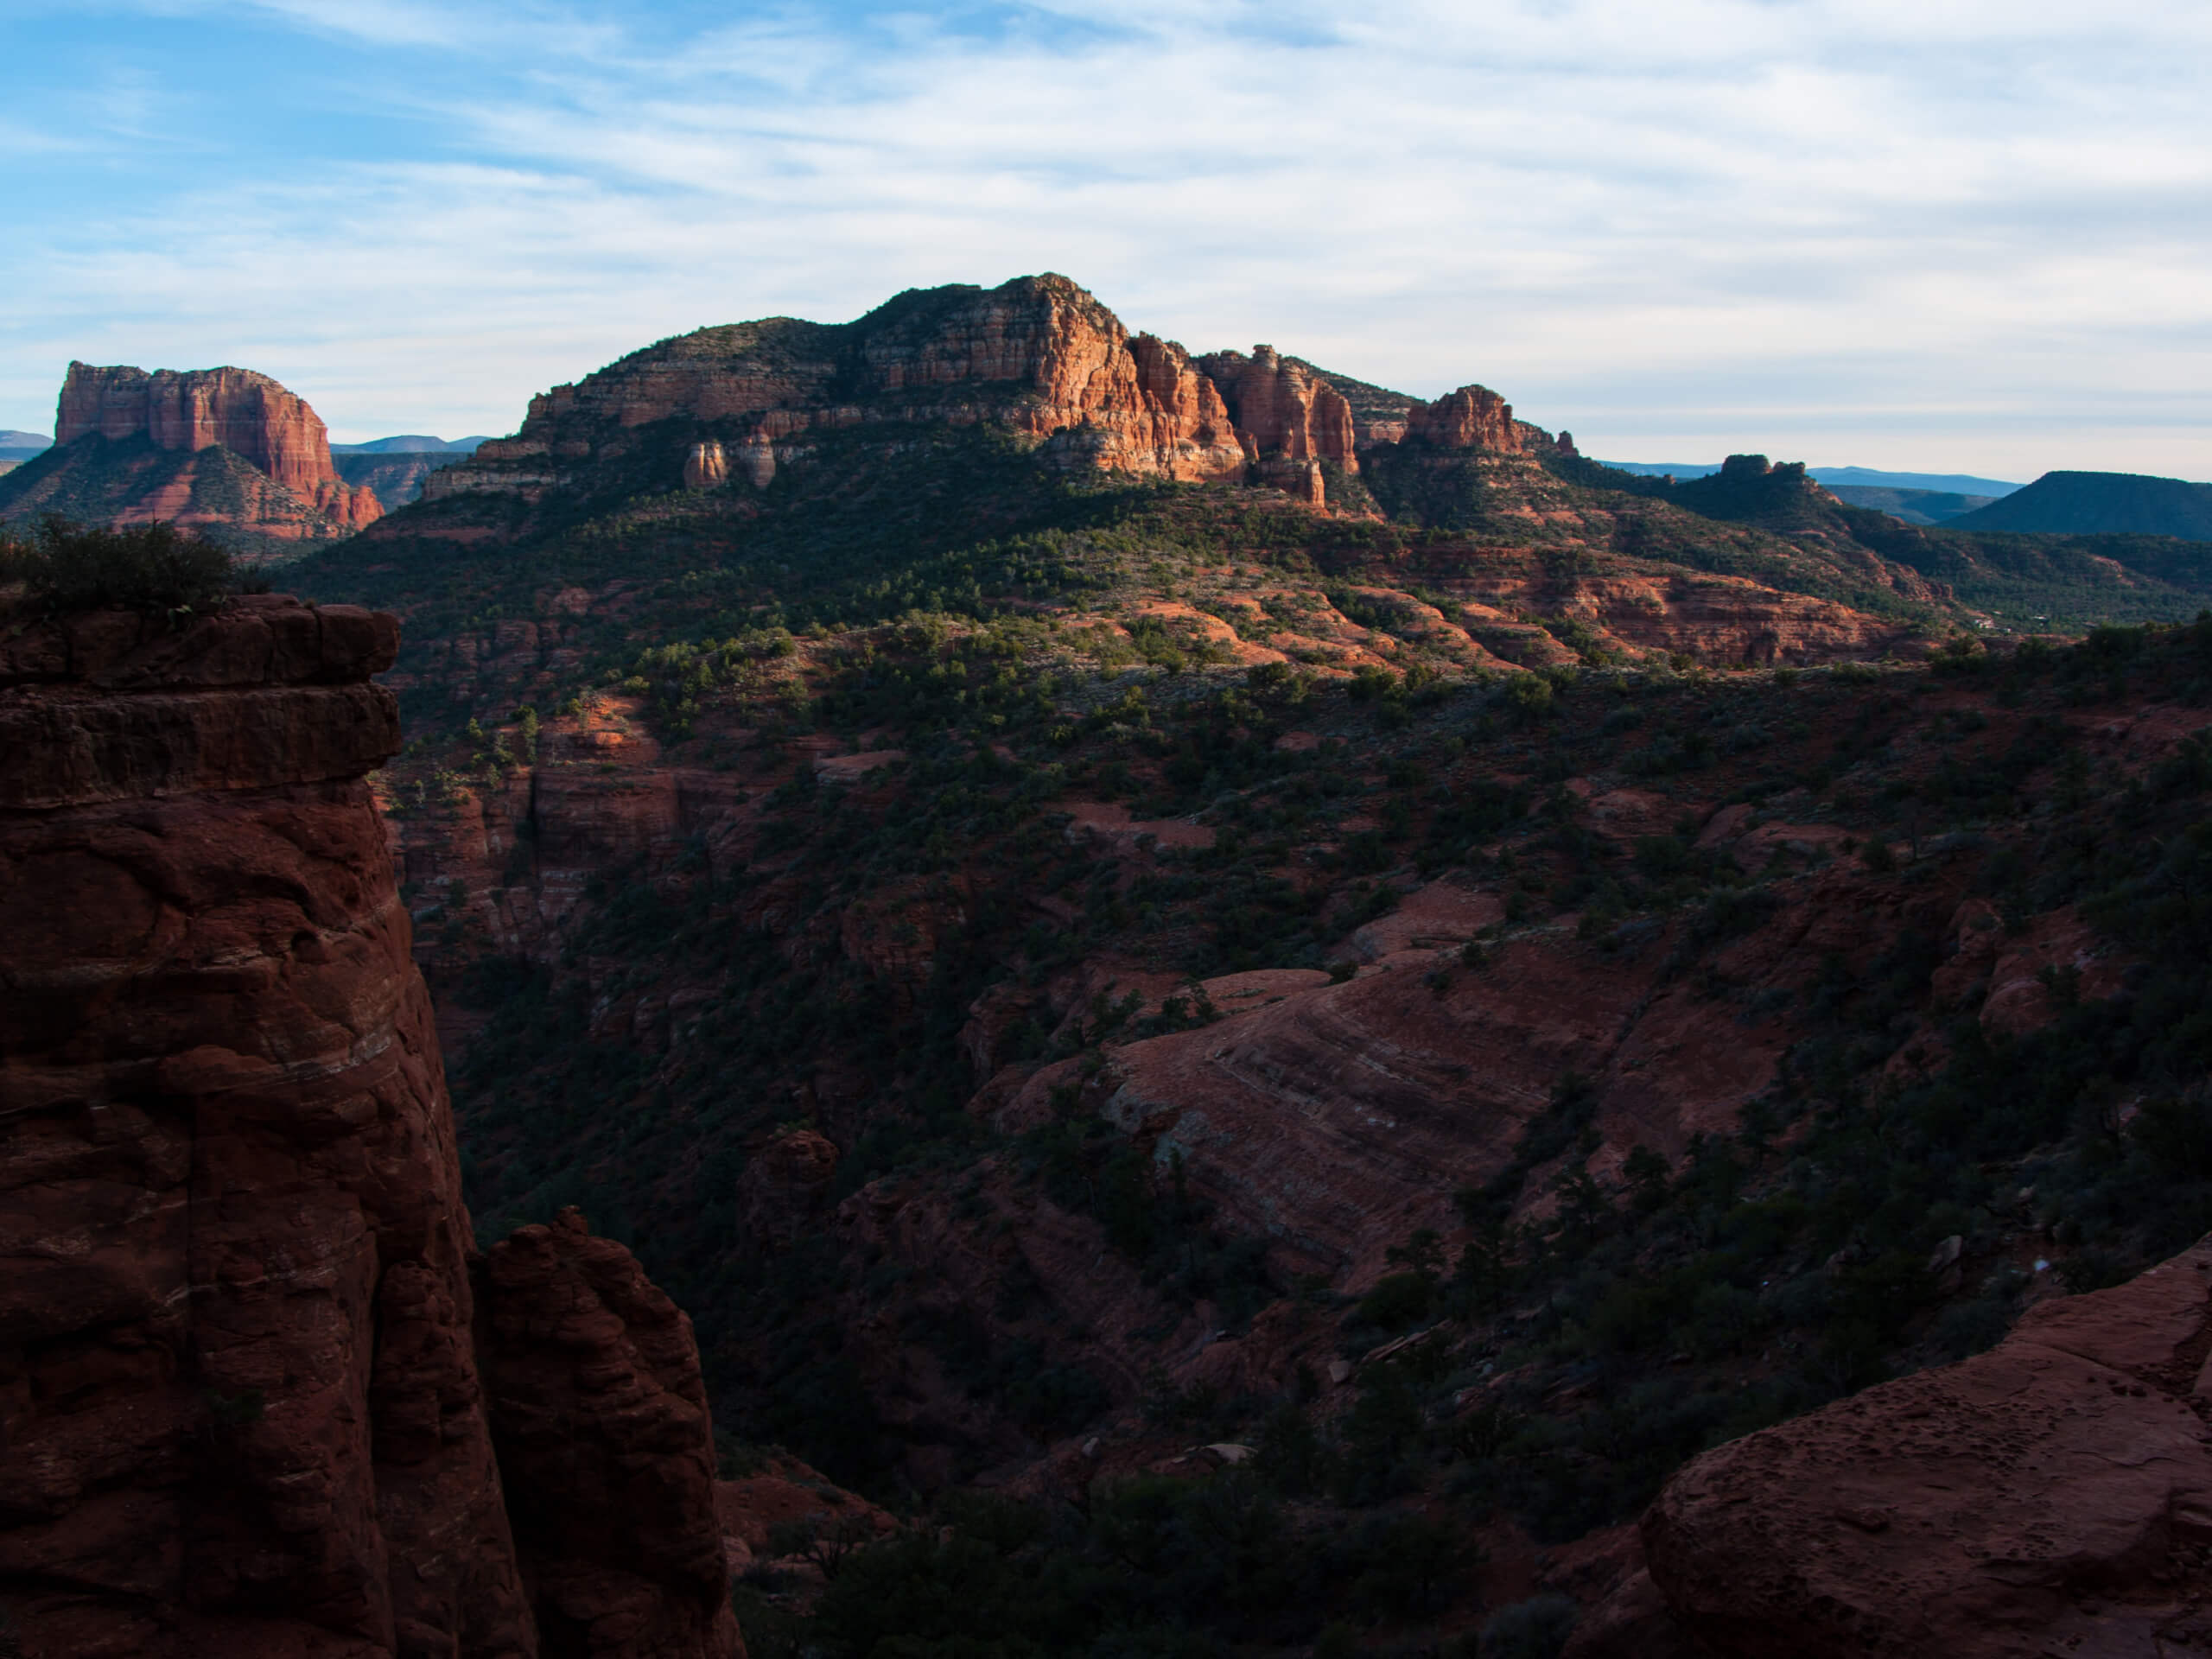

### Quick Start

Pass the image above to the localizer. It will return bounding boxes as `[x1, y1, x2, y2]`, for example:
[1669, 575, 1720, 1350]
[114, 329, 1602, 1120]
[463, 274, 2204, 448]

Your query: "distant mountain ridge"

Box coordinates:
[1599, 459, 2024, 497]
[330, 435, 494, 454]
[329, 435, 493, 505]
[0, 429, 50, 454]
[1948, 470, 2212, 541]
[1814, 464, 2024, 496]
[1824, 485, 2003, 526]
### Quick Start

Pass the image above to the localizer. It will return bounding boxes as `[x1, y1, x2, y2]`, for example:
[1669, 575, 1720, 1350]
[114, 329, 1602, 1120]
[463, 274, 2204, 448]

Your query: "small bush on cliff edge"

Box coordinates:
[0, 513, 237, 614]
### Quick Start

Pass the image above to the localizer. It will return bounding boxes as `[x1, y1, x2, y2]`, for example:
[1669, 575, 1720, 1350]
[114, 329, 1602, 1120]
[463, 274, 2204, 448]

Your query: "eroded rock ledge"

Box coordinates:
[0, 595, 740, 1659]
[1619, 1236, 2212, 1657]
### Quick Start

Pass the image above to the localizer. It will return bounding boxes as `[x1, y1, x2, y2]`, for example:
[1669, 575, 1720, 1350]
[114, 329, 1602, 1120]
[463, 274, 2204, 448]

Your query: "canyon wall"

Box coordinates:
[0, 596, 736, 1659]
[45, 362, 382, 532]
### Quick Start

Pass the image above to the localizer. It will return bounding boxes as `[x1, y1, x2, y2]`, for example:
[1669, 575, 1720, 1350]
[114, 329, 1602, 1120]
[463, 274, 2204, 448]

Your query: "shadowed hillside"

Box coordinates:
[1949, 468, 2212, 539]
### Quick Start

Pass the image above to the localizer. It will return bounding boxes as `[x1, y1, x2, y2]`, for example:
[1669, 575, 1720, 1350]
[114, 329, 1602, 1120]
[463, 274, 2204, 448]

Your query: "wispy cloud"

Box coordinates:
[2, 0, 2206, 475]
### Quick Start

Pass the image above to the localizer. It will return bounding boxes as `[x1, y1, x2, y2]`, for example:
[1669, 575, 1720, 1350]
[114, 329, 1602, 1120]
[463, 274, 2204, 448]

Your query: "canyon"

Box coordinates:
[0, 594, 737, 1658]
[13, 271, 2212, 1655]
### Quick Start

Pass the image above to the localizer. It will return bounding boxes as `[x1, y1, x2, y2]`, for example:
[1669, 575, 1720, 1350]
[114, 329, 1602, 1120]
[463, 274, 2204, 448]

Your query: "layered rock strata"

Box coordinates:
[1638, 1236, 2212, 1656]
[429, 276, 1252, 505]
[414, 277, 1605, 527]
[1406, 383, 1522, 453]
[54, 362, 381, 531]
[0, 596, 736, 1659]
[1195, 346, 1358, 468]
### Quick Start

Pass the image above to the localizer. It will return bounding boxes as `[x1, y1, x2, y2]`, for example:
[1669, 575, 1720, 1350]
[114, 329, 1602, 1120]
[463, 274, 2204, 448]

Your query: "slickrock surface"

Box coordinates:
[53, 361, 381, 531]
[0, 596, 738, 1659]
[1639, 1236, 2212, 1657]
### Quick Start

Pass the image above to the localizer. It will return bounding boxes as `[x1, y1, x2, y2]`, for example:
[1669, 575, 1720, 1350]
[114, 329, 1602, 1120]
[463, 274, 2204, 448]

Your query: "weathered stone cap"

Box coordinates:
[0, 594, 403, 809]
[0, 592, 398, 690]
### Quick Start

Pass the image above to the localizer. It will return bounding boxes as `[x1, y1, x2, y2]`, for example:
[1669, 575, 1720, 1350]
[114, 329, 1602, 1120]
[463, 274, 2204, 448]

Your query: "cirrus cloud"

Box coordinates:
[1, 0, 2206, 478]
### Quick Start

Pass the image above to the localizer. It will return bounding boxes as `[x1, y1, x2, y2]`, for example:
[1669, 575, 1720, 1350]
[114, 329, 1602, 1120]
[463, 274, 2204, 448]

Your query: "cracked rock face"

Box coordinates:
[0, 596, 740, 1659]
[1639, 1236, 2212, 1657]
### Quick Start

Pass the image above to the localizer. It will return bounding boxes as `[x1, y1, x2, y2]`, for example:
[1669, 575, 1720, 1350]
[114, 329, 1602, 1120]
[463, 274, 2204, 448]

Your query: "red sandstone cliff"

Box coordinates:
[410, 279, 1605, 528]
[433, 276, 1250, 505]
[31, 362, 381, 535]
[476, 1213, 745, 1659]
[1194, 346, 1358, 505]
[1195, 346, 1357, 467]
[0, 595, 735, 1659]
[1405, 383, 1523, 453]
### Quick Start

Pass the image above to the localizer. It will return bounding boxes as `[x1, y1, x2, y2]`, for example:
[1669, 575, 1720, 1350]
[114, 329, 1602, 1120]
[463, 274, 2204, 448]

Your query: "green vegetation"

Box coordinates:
[738, 1478, 1484, 1659]
[0, 513, 240, 613]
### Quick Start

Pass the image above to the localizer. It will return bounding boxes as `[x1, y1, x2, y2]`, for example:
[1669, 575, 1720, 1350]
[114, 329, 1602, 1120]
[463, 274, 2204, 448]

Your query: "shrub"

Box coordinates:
[1479, 1592, 1578, 1658]
[1356, 1271, 1435, 1332]
[1348, 663, 1400, 702]
[1505, 673, 1554, 720]
[0, 514, 236, 613]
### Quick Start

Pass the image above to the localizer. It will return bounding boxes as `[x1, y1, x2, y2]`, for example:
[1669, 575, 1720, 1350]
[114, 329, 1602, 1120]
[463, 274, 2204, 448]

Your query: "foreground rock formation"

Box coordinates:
[1634, 1236, 2212, 1656]
[478, 1213, 742, 1659]
[0, 595, 736, 1658]
[0, 363, 381, 541]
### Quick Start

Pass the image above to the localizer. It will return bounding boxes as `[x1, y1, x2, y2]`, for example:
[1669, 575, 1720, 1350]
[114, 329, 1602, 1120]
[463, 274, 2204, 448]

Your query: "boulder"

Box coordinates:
[1643, 1236, 2212, 1656]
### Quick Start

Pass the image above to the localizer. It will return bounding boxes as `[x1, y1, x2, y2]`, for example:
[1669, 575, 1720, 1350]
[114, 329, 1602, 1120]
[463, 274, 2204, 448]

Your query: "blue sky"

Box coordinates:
[3, 1, 2208, 478]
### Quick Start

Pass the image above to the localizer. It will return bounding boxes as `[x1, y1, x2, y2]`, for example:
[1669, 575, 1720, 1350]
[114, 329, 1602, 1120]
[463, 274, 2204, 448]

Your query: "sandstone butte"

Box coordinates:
[18, 361, 383, 536]
[419, 273, 1548, 513]
[1567, 1234, 2212, 1657]
[0, 595, 738, 1659]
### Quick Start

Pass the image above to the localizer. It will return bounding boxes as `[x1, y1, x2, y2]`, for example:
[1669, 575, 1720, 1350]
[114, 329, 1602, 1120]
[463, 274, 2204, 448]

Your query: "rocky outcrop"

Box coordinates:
[1640, 1236, 2212, 1656]
[734, 1130, 840, 1252]
[0, 595, 738, 1659]
[476, 1211, 744, 1659]
[683, 442, 729, 490]
[52, 362, 381, 531]
[427, 276, 1249, 505]
[1406, 384, 1522, 453]
[1196, 346, 1357, 470]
